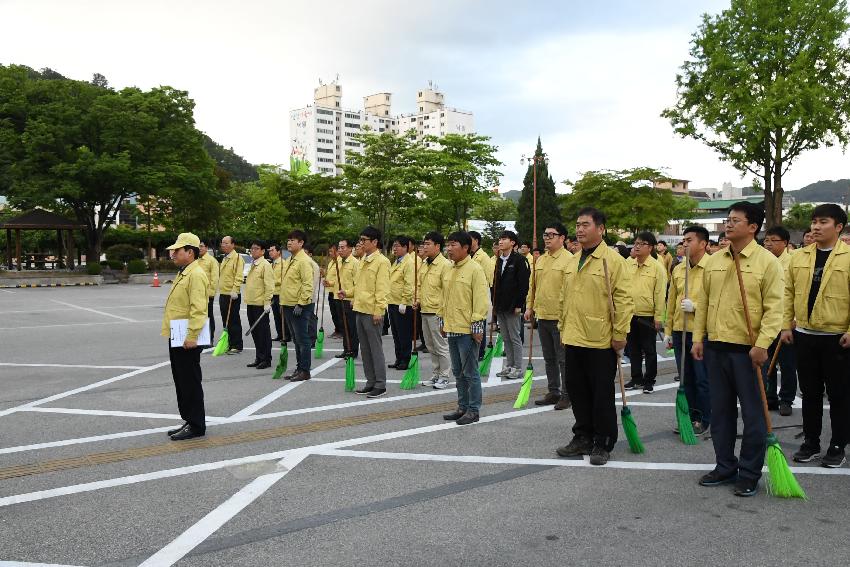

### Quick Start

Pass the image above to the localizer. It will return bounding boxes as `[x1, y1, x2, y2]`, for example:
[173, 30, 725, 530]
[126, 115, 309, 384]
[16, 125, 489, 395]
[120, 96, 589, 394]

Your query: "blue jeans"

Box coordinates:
[762, 337, 797, 405]
[448, 334, 482, 413]
[284, 303, 314, 372]
[672, 331, 711, 426]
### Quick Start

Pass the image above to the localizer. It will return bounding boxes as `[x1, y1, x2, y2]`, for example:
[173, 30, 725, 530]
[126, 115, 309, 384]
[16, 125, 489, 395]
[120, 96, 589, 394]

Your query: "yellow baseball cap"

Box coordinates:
[166, 232, 201, 250]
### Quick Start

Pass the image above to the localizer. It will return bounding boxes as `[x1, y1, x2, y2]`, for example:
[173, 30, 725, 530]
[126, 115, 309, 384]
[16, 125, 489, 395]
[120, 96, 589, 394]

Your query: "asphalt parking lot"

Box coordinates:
[0, 285, 847, 566]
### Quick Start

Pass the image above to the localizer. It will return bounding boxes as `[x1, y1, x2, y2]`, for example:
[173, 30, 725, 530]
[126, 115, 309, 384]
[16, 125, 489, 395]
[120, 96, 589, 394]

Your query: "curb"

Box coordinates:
[0, 282, 100, 288]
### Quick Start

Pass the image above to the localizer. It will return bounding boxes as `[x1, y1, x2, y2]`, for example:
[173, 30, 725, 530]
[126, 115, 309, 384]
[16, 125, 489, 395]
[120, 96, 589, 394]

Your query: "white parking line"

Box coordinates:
[0, 363, 143, 370]
[22, 407, 228, 422]
[0, 320, 161, 331]
[50, 299, 137, 322]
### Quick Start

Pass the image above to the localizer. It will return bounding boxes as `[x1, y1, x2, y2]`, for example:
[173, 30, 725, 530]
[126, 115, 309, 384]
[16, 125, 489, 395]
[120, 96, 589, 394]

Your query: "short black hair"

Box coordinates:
[533, 246, 544, 254]
[499, 230, 519, 245]
[423, 231, 444, 247]
[811, 203, 848, 230]
[183, 245, 200, 260]
[765, 226, 790, 242]
[468, 231, 482, 244]
[521, 241, 532, 248]
[657, 240, 668, 249]
[268, 242, 281, 252]
[393, 235, 411, 248]
[802, 228, 812, 236]
[635, 231, 657, 246]
[545, 222, 568, 237]
[304, 243, 314, 254]
[728, 201, 764, 234]
[446, 231, 472, 250]
[683, 226, 710, 242]
[360, 226, 382, 242]
[250, 239, 267, 251]
[709, 240, 718, 246]
[287, 229, 307, 243]
[577, 206, 606, 227]
[339, 238, 356, 248]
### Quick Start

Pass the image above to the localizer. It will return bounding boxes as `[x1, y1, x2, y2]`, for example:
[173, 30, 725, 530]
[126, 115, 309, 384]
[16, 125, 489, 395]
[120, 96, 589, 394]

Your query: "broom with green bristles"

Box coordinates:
[479, 258, 499, 376]
[733, 250, 806, 499]
[212, 297, 233, 356]
[272, 305, 289, 379]
[603, 257, 644, 454]
[314, 278, 326, 359]
[676, 257, 698, 445]
[333, 253, 357, 392]
[514, 156, 540, 410]
[400, 255, 420, 390]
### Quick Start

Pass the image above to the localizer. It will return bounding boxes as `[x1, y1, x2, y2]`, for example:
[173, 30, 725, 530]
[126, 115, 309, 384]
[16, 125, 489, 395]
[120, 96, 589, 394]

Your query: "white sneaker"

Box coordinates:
[496, 366, 513, 377]
[433, 378, 450, 390]
[420, 376, 438, 387]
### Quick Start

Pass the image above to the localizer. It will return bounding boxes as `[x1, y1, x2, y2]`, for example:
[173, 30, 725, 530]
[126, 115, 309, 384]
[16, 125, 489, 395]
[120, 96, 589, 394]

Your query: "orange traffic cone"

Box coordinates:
[151, 272, 160, 287]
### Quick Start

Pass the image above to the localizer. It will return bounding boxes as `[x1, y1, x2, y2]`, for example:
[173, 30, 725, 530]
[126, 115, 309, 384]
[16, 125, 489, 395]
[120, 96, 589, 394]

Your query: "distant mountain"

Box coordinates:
[787, 179, 850, 203]
[501, 190, 521, 203]
[202, 135, 259, 183]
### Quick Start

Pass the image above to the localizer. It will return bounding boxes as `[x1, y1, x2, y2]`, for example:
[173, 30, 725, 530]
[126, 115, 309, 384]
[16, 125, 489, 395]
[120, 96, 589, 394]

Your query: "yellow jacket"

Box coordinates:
[559, 241, 634, 348]
[626, 255, 668, 319]
[353, 251, 391, 316]
[664, 253, 709, 335]
[693, 238, 784, 349]
[485, 255, 496, 286]
[197, 252, 219, 298]
[419, 253, 451, 313]
[161, 260, 209, 341]
[271, 258, 283, 295]
[472, 248, 490, 276]
[439, 255, 490, 334]
[530, 247, 572, 321]
[219, 250, 244, 295]
[333, 255, 359, 301]
[388, 254, 415, 306]
[658, 251, 673, 275]
[280, 249, 314, 306]
[783, 240, 850, 333]
[776, 249, 792, 271]
[325, 257, 340, 295]
[244, 257, 275, 306]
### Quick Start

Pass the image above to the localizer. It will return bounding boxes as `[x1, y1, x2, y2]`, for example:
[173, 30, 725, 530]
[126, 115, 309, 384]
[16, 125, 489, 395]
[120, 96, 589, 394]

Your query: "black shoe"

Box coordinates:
[355, 386, 373, 395]
[778, 402, 792, 416]
[642, 384, 654, 394]
[733, 477, 758, 497]
[443, 409, 465, 420]
[255, 361, 271, 370]
[366, 388, 387, 398]
[418, 344, 429, 353]
[698, 469, 738, 486]
[554, 396, 572, 410]
[290, 370, 311, 381]
[282, 372, 297, 380]
[273, 336, 282, 342]
[395, 361, 409, 370]
[170, 426, 205, 441]
[456, 411, 479, 425]
[624, 380, 642, 390]
[534, 392, 560, 406]
[167, 423, 188, 436]
[335, 352, 347, 359]
[673, 375, 680, 382]
[822, 445, 847, 468]
[247, 361, 260, 367]
[556, 436, 593, 457]
[589, 446, 610, 466]
[792, 440, 821, 463]
[387, 362, 398, 369]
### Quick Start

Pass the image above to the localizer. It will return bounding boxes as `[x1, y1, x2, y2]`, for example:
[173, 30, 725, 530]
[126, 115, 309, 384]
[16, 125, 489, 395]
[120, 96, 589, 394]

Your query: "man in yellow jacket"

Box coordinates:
[624, 231, 668, 394]
[280, 230, 315, 381]
[525, 222, 572, 409]
[323, 245, 344, 340]
[332, 238, 360, 359]
[219, 236, 245, 354]
[162, 233, 209, 441]
[244, 239, 275, 370]
[268, 243, 285, 342]
[197, 240, 219, 343]
[341, 226, 390, 398]
[417, 231, 452, 388]
[439, 231, 490, 425]
[387, 235, 415, 370]
[469, 231, 491, 361]
[782, 204, 850, 468]
[556, 207, 633, 466]
[692, 202, 783, 497]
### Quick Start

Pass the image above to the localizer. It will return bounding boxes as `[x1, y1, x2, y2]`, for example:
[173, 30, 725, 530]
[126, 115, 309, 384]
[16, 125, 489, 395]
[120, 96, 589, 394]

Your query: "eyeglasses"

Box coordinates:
[358, 237, 372, 243]
[763, 238, 786, 245]
[633, 242, 650, 247]
[724, 218, 746, 226]
[542, 232, 561, 238]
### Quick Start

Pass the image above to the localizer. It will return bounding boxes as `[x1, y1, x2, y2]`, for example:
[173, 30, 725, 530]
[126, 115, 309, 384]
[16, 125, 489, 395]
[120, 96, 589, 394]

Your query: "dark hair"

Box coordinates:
[268, 242, 281, 252]
[468, 231, 482, 244]
[683, 226, 710, 242]
[250, 239, 267, 251]
[499, 230, 519, 244]
[811, 203, 848, 230]
[728, 201, 764, 234]
[360, 225, 382, 242]
[521, 241, 532, 248]
[304, 243, 314, 254]
[657, 240, 668, 249]
[446, 231, 472, 249]
[545, 222, 568, 237]
[802, 228, 811, 236]
[339, 238, 356, 248]
[577, 206, 606, 226]
[423, 231, 444, 247]
[533, 246, 544, 254]
[635, 231, 657, 246]
[287, 229, 307, 243]
[183, 245, 200, 260]
[765, 226, 790, 242]
[393, 235, 411, 248]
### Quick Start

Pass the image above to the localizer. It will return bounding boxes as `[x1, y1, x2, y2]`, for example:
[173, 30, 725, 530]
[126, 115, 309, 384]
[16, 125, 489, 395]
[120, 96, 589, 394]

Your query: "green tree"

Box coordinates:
[516, 138, 561, 245]
[783, 202, 816, 231]
[471, 193, 518, 244]
[270, 166, 343, 245]
[561, 168, 697, 234]
[219, 179, 287, 245]
[662, 0, 850, 229]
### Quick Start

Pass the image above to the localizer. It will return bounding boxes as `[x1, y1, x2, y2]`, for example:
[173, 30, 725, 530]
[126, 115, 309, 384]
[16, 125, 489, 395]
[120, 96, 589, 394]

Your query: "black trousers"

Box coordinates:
[626, 315, 658, 384]
[388, 304, 413, 365]
[338, 300, 359, 356]
[795, 331, 850, 448]
[218, 294, 243, 350]
[168, 344, 205, 431]
[416, 308, 425, 346]
[564, 345, 617, 451]
[246, 305, 272, 364]
[271, 294, 283, 339]
[207, 297, 216, 343]
[329, 294, 343, 334]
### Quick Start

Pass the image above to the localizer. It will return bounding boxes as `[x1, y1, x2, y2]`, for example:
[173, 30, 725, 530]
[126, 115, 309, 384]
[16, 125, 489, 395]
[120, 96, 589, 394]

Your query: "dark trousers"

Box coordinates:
[538, 319, 565, 396]
[795, 331, 850, 448]
[626, 316, 657, 384]
[672, 331, 711, 426]
[704, 345, 767, 481]
[762, 336, 797, 406]
[338, 300, 359, 356]
[246, 305, 272, 364]
[564, 345, 617, 451]
[218, 294, 243, 350]
[329, 294, 343, 334]
[271, 294, 283, 339]
[284, 304, 314, 372]
[168, 344, 205, 431]
[207, 297, 216, 343]
[388, 304, 413, 365]
[416, 307, 425, 346]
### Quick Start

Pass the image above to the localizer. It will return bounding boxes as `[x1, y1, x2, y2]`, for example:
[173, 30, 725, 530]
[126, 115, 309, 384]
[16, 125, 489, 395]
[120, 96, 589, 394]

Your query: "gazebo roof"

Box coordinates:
[0, 209, 84, 230]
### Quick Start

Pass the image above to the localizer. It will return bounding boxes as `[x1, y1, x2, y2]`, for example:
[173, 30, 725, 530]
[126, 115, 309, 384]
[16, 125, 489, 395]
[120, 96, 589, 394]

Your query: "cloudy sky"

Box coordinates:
[2, 0, 848, 194]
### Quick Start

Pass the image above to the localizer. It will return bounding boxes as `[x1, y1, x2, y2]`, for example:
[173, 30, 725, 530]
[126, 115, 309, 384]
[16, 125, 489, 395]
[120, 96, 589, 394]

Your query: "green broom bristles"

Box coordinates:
[478, 344, 494, 376]
[344, 356, 356, 392]
[513, 366, 533, 409]
[765, 433, 807, 499]
[621, 406, 645, 454]
[675, 389, 698, 445]
[494, 334, 504, 357]
[314, 329, 325, 359]
[212, 331, 229, 356]
[399, 354, 420, 390]
[272, 345, 288, 379]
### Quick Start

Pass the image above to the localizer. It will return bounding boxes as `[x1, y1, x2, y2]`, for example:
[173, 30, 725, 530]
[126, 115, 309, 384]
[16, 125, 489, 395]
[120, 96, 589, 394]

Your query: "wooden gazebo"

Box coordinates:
[0, 209, 84, 270]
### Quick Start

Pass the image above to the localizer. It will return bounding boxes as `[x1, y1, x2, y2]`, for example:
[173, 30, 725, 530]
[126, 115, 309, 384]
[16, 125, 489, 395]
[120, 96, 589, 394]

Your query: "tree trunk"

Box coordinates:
[765, 131, 784, 229]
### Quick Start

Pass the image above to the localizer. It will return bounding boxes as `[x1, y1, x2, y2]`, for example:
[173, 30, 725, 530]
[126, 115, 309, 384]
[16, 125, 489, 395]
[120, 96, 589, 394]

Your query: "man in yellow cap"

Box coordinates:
[162, 233, 209, 441]
[197, 240, 219, 343]
[244, 239, 275, 370]
[219, 236, 245, 354]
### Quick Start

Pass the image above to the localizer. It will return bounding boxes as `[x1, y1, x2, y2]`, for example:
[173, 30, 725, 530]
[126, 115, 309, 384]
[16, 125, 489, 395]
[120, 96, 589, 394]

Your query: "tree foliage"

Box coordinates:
[516, 138, 561, 245]
[782, 202, 817, 231]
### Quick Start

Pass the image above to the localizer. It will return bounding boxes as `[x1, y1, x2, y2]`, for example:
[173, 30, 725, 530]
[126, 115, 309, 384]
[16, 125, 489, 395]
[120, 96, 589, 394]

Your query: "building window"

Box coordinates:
[317, 118, 332, 125]
[317, 148, 334, 153]
[344, 122, 361, 129]
[317, 109, 333, 115]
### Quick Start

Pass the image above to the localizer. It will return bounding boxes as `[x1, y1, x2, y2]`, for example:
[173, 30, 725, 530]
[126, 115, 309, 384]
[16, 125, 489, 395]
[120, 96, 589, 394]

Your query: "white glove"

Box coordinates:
[681, 298, 695, 313]
[398, 305, 407, 315]
[229, 291, 239, 300]
[664, 335, 673, 349]
[263, 303, 271, 313]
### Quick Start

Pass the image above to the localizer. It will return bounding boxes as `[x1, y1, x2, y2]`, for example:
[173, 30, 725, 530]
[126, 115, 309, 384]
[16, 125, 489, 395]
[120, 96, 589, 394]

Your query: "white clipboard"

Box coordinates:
[170, 319, 211, 347]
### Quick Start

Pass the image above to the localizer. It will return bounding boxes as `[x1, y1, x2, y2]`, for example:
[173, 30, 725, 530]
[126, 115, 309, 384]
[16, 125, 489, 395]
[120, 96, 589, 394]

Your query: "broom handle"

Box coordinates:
[318, 267, 326, 328]
[603, 257, 628, 405]
[489, 252, 499, 345]
[766, 339, 783, 379]
[681, 258, 689, 384]
[732, 248, 774, 433]
[244, 309, 270, 336]
[334, 254, 351, 355]
[526, 254, 536, 363]
[224, 296, 234, 328]
[411, 254, 419, 346]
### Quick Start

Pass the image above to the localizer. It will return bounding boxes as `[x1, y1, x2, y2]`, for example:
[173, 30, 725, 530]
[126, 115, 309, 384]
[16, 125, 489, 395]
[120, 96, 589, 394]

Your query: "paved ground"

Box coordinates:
[0, 285, 847, 567]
